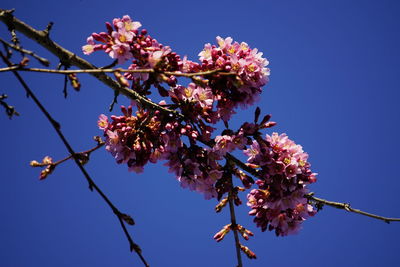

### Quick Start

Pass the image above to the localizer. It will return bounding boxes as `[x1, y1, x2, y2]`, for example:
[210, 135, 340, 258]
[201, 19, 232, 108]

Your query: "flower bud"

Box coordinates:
[39, 165, 55, 180]
[68, 73, 81, 91]
[19, 57, 29, 67]
[30, 160, 40, 167]
[236, 169, 254, 189]
[245, 163, 260, 169]
[260, 121, 277, 129]
[93, 136, 104, 145]
[42, 156, 53, 165]
[213, 224, 231, 242]
[120, 213, 135, 225]
[114, 71, 130, 88]
[240, 245, 257, 259]
[236, 224, 254, 240]
[254, 107, 261, 123]
[215, 197, 228, 212]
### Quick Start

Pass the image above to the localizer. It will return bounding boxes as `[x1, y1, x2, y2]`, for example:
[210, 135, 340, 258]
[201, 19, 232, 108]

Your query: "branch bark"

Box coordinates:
[228, 186, 243, 267]
[307, 194, 400, 224]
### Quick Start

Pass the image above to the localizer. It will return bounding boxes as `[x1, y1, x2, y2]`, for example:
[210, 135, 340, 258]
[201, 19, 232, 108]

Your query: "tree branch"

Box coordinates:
[0, 37, 50, 66]
[228, 185, 243, 267]
[0, 51, 150, 267]
[31, 138, 104, 168]
[0, 93, 19, 118]
[306, 194, 400, 224]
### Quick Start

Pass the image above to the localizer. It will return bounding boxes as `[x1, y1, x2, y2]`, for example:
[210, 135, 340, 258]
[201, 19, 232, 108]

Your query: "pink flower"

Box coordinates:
[126, 63, 149, 81]
[111, 30, 134, 44]
[113, 15, 142, 32]
[98, 114, 108, 130]
[198, 43, 213, 62]
[148, 47, 171, 68]
[180, 56, 201, 73]
[216, 36, 233, 51]
[213, 135, 233, 156]
[82, 36, 95, 55]
[193, 86, 214, 108]
[244, 140, 261, 163]
[109, 43, 132, 64]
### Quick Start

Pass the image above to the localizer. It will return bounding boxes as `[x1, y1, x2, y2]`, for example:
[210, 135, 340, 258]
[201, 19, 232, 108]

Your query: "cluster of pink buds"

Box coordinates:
[98, 103, 225, 199]
[245, 133, 317, 236]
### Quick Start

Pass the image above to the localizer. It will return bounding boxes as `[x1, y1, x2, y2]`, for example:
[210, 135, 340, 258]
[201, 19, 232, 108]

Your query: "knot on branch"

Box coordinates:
[344, 203, 351, 212]
[0, 93, 19, 119]
[43, 21, 53, 37]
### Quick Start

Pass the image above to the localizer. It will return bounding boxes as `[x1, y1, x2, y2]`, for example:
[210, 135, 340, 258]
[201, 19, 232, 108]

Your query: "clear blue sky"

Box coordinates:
[1, 1, 400, 266]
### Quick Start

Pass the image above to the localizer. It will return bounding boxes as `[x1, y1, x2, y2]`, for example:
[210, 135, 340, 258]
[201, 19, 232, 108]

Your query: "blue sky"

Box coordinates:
[1, 0, 400, 266]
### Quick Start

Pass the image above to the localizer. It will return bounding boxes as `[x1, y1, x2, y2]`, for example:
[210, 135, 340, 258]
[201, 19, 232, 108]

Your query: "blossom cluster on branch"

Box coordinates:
[246, 133, 317, 236]
[84, 15, 317, 241]
[2, 9, 399, 267]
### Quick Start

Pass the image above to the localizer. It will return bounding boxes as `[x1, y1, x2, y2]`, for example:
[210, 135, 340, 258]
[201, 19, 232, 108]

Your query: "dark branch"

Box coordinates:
[0, 51, 150, 267]
[0, 37, 50, 66]
[228, 183, 243, 267]
[306, 194, 400, 224]
[0, 93, 19, 118]
[31, 138, 104, 168]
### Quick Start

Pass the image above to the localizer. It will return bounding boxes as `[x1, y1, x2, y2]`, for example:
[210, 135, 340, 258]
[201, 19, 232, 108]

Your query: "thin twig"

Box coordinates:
[224, 160, 244, 267]
[228, 184, 243, 267]
[101, 59, 118, 69]
[307, 194, 400, 224]
[0, 65, 19, 72]
[33, 141, 104, 167]
[0, 37, 50, 66]
[225, 153, 260, 178]
[0, 51, 150, 267]
[0, 93, 19, 118]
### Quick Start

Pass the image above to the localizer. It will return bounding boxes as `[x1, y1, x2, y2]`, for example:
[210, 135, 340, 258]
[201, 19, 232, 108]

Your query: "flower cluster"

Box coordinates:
[98, 105, 173, 173]
[83, 15, 181, 85]
[83, 16, 270, 124]
[168, 83, 217, 124]
[85, 15, 318, 237]
[245, 133, 317, 236]
[198, 36, 270, 121]
[98, 104, 225, 199]
[83, 15, 141, 63]
[212, 131, 248, 157]
[166, 145, 224, 199]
